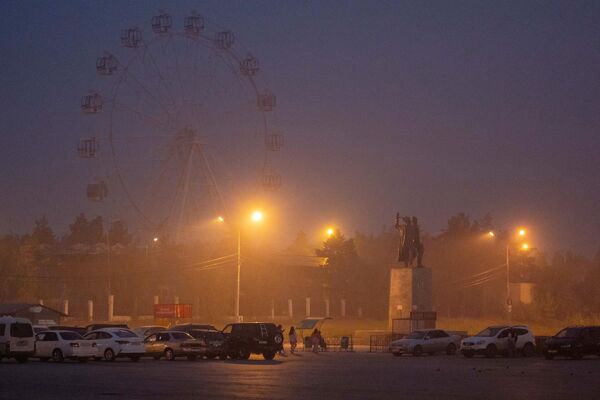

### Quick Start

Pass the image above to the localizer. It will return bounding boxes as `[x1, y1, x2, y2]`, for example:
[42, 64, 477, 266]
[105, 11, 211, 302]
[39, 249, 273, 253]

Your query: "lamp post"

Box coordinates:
[488, 228, 529, 323]
[219, 211, 263, 322]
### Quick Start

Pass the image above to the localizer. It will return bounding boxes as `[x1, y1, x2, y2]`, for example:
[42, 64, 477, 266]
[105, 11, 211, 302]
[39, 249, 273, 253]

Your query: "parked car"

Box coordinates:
[389, 329, 461, 356]
[133, 325, 167, 338]
[0, 316, 35, 363]
[85, 323, 128, 333]
[188, 329, 226, 359]
[170, 323, 217, 333]
[84, 328, 145, 361]
[544, 326, 600, 359]
[461, 325, 536, 358]
[144, 331, 205, 360]
[35, 330, 96, 362]
[222, 322, 283, 360]
[33, 325, 50, 334]
[48, 326, 87, 336]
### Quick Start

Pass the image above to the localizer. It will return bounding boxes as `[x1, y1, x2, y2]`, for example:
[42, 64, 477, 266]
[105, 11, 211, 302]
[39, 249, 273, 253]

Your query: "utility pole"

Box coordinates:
[235, 228, 241, 321]
[506, 244, 512, 323]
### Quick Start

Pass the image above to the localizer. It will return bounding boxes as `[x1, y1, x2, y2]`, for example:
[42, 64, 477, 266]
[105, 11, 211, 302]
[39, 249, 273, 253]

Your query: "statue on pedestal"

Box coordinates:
[395, 213, 425, 268]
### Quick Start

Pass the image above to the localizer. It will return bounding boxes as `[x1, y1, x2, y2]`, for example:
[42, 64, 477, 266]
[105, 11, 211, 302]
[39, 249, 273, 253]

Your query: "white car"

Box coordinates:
[389, 329, 461, 356]
[84, 328, 145, 361]
[35, 330, 96, 362]
[0, 316, 35, 363]
[461, 325, 536, 358]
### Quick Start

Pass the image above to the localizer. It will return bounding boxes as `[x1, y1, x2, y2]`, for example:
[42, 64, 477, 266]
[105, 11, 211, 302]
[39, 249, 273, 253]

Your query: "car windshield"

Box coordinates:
[171, 332, 193, 340]
[60, 332, 83, 340]
[406, 331, 426, 339]
[113, 329, 138, 338]
[475, 327, 504, 337]
[556, 328, 581, 338]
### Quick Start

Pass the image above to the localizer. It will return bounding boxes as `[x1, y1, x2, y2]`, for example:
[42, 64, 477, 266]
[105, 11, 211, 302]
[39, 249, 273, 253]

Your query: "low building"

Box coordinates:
[0, 303, 67, 325]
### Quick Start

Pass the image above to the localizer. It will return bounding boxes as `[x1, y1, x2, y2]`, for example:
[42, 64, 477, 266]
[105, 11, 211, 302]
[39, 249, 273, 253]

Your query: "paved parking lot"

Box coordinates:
[1, 352, 599, 399]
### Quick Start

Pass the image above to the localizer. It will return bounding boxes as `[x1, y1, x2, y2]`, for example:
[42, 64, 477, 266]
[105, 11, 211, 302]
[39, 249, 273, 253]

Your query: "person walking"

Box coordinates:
[289, 326, 298, 354]
[311, 328, 320, 353]
[277, 324, 286, 356]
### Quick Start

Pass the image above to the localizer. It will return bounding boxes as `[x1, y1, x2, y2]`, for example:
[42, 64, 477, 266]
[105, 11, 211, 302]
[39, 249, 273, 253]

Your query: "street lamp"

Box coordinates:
[326, 227, 334, 237]
[219, 210, 264, 321]
[488, 228, 531, 323]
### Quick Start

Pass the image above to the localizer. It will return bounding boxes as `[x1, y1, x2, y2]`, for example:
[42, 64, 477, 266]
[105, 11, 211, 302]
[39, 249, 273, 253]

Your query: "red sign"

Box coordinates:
[153, 304, 192, 319]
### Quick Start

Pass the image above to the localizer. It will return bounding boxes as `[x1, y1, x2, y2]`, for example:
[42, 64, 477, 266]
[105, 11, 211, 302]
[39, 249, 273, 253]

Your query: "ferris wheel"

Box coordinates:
[79, 10, 283, 240]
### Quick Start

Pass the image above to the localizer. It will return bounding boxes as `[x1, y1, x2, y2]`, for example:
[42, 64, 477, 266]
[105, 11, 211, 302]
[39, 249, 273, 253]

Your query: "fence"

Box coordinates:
[369, 334, 405, 352]
[302, 335, 354, 352]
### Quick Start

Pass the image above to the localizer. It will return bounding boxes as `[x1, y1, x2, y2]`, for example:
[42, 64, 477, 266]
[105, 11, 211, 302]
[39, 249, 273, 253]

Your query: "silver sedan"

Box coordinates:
[144, 331, 205, 361]
[389, 329, 461, 357]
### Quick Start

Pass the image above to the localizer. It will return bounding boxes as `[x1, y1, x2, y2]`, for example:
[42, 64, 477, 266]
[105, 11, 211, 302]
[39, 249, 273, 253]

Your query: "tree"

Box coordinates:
[285, 231, 313, 255]
[63, 214, 104, 245]
[108, 220, 132, 245]
[316, 229, 359, 297]
[31, 216, 56, 245]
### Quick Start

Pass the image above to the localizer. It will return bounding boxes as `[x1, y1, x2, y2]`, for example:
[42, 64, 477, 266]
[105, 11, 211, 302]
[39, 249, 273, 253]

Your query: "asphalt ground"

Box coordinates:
[1, 351, 599, 400]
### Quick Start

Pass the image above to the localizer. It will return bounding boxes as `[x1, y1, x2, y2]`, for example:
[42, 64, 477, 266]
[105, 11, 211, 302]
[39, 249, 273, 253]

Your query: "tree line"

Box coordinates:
[1, 212, 599, 322]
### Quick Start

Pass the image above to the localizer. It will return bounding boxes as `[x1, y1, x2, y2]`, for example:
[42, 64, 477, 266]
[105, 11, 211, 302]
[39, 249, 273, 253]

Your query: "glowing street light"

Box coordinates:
[251, 210, 263, 222]
[153, 237, 159, 242]
[217, 216, 224, 222]
[486, 226, 532, 323]
[326, 227, 335, 237]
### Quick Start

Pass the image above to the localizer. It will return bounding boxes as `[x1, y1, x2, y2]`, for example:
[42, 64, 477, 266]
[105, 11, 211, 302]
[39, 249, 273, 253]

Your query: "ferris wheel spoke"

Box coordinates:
[112, 101, 169, 126]
[141, 42, 180, 113]
[120, 66, 172, 114]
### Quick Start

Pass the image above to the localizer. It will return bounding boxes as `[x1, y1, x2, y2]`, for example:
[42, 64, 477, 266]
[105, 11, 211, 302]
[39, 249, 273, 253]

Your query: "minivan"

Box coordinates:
[0, 316, 35, 362]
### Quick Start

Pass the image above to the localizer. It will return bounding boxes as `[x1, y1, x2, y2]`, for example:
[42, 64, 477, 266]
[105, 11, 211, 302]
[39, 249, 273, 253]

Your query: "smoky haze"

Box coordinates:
[1, 0, 599, 255]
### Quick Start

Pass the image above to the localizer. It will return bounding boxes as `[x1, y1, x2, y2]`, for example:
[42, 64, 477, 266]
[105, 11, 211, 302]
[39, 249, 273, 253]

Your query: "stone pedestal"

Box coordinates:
[388, 266, 433, 328]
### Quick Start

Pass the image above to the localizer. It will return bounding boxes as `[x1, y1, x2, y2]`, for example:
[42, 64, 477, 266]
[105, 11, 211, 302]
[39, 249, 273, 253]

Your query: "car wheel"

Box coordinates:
[187, 355, 197, 361]
[237, 346, 251, 360]
[485, 344, 497, 358]
[164, 348, 175, 361]
[78, 357, 89, 363]
[52, 349, 64, 363]
[263, 350, 276, 360]
[544, 352, 555, 360]
[446, 343, 457, 355]
[104, 348, 116, 362]
[130, 356, 140, 362]
[412, 345, 423, 357]
[522, 343, 535, 357]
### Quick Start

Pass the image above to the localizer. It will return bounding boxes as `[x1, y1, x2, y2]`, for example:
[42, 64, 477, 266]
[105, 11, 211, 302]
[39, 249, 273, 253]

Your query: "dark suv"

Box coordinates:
[222, 323, 283, 360]
[544, 326, 600, 359]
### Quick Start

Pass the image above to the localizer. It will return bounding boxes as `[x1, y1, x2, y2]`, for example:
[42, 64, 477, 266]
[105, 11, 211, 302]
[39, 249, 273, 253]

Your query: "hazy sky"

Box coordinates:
[1, 0, 599, 255]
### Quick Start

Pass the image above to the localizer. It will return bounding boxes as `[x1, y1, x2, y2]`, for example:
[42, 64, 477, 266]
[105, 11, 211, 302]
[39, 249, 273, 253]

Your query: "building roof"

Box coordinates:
[0, 303, 67, 317]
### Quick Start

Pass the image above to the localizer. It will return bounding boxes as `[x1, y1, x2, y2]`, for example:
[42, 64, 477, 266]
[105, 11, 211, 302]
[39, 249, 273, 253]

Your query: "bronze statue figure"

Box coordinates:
[395, 213, 425, 268]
